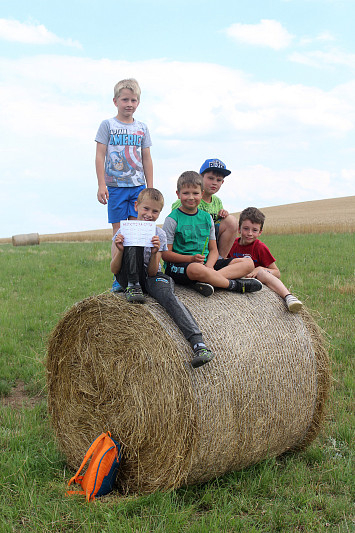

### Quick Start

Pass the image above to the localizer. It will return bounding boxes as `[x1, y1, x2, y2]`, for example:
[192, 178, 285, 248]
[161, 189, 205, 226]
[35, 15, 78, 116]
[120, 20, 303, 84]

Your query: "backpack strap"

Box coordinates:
[66, 490, 85, 497]
[67, 432, 108, 488]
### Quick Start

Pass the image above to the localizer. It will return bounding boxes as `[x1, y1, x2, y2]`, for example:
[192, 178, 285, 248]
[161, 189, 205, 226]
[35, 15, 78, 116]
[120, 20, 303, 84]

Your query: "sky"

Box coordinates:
[0, 0, 354, 238]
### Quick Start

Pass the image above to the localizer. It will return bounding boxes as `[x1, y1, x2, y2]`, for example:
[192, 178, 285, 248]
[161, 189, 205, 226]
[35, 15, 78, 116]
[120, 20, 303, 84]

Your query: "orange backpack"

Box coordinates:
[66, 431, 121, 501]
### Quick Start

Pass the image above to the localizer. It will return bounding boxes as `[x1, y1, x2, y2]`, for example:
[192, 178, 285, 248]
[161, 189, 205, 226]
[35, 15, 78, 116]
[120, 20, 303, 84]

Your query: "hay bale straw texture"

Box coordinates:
[47, 287, 330, 494]
[12, 233, 40, 246]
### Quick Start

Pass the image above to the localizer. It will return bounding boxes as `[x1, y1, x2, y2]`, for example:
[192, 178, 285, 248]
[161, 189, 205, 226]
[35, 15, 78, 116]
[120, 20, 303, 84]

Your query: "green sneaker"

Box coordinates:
[125, 286, 145, 303]
[191, 347, 215, 368]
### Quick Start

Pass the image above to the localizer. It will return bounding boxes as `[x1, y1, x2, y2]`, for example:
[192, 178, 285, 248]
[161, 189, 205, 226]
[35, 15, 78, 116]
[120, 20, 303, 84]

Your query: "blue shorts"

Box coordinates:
[107, 185, 145, 224]
[165, 258, 234, 285]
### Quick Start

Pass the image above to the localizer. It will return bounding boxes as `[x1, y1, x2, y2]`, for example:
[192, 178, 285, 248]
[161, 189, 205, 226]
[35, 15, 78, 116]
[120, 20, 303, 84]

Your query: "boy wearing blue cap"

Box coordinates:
[172, 158, 238, 257]
[163, 171, 262, 298]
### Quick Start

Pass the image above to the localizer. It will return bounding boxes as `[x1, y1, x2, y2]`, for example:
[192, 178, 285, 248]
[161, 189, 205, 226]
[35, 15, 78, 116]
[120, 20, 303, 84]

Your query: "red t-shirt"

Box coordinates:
[228, 238, 276, 268]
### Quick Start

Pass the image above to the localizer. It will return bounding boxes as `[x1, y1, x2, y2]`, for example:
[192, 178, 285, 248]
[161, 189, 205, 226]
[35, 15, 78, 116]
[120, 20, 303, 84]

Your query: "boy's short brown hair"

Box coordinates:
[177, 171, 203, 192]
[114, 78, 141, 101]
[136, 188, 164, 210]
[239, 207, 266, 230]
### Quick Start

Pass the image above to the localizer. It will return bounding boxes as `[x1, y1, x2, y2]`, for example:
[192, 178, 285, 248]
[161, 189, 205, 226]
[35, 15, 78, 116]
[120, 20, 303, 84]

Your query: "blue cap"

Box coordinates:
[199, 158, 231, 177]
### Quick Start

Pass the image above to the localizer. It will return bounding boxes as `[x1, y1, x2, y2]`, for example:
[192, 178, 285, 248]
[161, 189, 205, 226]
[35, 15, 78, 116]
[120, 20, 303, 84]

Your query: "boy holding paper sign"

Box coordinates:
[111, 188, 215, 369]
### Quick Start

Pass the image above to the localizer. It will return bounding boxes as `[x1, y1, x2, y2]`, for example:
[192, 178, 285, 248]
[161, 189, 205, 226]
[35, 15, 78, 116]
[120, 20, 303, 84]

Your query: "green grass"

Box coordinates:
[0, 234, 354, 532]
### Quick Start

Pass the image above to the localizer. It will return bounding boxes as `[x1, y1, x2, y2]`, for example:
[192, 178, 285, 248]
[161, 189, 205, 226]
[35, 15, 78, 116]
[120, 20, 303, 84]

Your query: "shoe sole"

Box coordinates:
[191, 354, 215, 368]
[193, 283, 214, 297]
[125, 293, 146, 303]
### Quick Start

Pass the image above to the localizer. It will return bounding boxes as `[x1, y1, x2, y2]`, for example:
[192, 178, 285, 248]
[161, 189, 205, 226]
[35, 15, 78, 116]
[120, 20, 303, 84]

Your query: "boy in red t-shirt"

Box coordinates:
[228, 207, 303, 312]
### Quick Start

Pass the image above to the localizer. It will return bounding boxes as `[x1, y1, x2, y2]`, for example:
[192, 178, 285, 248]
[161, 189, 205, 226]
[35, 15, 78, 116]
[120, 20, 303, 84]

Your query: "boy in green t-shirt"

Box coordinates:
[163, 171, 262, 297]
[171, 158, 238, 258]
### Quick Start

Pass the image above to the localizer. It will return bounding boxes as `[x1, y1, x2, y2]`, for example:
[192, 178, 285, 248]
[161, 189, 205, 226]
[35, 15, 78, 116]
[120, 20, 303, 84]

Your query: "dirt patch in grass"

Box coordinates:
[337, 284, 355, 295]
[1, 381, 43, 409]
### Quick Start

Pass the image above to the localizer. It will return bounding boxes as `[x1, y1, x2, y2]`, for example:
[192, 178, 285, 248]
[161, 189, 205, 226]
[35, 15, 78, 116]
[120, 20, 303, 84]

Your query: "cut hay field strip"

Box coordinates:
[1, 196, 353, 244]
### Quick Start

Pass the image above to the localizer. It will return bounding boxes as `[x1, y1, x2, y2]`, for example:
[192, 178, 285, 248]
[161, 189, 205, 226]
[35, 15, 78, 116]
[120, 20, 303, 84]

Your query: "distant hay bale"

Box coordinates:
[12, 233, 40, 246]
[47, 287, 330, 494]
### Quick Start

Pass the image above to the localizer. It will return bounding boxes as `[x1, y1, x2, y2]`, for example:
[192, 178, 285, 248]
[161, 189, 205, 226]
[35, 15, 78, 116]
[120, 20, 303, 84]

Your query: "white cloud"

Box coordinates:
[0, 54, 354, 236]
[226, 19, 293, 50]
[220, 166, 351, 213]
[341, 168, 355, 183]
[289, 49, 355, 70]
[299, 31, 336, 46]
[0, 18, 82, 48]
[1, 55, 352, 145]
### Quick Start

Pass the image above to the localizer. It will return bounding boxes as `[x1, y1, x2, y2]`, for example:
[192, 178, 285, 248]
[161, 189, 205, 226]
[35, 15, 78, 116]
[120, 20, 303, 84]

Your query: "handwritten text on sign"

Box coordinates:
[120, 220, 156, 247]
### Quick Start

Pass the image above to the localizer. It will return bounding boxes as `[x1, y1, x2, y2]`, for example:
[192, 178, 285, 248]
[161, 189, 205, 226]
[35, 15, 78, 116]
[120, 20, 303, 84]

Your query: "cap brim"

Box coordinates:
[220, 169, 231, 177]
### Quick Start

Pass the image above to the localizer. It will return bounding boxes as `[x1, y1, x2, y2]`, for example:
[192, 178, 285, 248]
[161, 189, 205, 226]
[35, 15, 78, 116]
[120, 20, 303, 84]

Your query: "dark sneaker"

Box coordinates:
[111, 277, 123, 293]
[192, 282, 214, 297]
[233, 278, 262, 293]
[191, 348, 215, 368]
[125, 286, 146, 303]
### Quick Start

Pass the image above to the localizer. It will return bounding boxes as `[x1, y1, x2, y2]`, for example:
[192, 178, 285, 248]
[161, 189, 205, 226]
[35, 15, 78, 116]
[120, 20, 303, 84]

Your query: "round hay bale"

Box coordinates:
[12, 233, 40, 246]
[47, 287, 330, 494]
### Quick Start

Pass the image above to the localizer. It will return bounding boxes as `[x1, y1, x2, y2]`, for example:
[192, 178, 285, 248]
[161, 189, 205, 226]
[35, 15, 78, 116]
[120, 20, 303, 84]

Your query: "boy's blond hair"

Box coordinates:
[137, 188, 164, 210]
[114, 78, 141, 101]
[177, 171, 203, 192]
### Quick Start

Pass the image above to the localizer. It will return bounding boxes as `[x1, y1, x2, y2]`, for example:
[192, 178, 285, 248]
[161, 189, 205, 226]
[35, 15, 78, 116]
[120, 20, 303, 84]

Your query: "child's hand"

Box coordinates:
[192, 254, 205, 264]
[151, 235, 160, 254]
[218, 209, 229, 219]
[97, 185, 109, 205]
[245, 267, 261, 278]
[114, 234, 124, 251]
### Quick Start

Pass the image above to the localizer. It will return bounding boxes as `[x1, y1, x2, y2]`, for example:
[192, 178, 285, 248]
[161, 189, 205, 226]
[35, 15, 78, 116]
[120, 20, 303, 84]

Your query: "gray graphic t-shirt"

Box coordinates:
[96, 117, 152, 188]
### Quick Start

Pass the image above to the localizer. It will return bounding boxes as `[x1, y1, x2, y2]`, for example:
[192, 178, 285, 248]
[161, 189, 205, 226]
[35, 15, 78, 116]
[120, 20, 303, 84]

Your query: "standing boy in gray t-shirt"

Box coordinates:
[95, 78, 153, 291]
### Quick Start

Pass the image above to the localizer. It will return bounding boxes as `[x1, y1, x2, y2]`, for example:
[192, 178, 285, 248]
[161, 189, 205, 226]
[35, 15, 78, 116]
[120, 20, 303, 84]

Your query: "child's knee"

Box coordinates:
[220, 215, 238, 232]
[186, 263, 203, 279]
[146, 274, 172, 298]
[247, 257, 254, 270]
[255, 269, 269, 283]
[232, 256, 253, 271]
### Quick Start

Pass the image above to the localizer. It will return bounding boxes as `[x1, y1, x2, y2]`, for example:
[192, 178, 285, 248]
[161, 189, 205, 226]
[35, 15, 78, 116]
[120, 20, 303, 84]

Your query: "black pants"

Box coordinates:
[117, 247, 203, 346]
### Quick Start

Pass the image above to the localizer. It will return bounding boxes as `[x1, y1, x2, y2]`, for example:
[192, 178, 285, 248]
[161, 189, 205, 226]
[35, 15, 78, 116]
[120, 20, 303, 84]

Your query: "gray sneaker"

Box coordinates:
[191, 348, 215, 368]
[192, 282, 214, 297]
[125, 286, 145, 303]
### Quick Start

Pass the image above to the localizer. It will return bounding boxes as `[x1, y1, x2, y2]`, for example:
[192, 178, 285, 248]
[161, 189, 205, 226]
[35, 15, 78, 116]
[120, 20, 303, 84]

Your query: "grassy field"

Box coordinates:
[0, 232, 354, 532]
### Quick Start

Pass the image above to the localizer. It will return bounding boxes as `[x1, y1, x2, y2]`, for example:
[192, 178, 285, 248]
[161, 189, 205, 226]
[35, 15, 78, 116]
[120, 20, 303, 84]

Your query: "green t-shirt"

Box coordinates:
[163, 208, 214, 261]
[171, 196, 223, 223]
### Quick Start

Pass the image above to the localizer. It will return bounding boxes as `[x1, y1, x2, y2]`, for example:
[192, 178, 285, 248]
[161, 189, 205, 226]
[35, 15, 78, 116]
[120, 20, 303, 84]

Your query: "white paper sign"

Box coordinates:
[120, 220, 156, 247]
